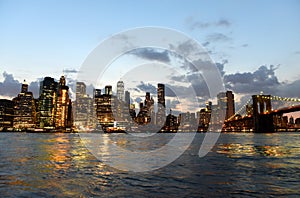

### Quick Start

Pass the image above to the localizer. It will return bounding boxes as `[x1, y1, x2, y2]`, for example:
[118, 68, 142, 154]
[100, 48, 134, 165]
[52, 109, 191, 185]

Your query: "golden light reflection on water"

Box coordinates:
[217, 143, 298, 158]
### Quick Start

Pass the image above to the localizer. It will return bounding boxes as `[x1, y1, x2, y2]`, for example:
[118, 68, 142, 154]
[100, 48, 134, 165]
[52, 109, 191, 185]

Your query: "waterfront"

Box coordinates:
[0, 132, 299, 197]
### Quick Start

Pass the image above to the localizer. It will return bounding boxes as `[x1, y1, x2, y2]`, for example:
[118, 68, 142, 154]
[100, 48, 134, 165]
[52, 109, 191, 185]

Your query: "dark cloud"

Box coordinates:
[136, 81, 157, 94]
[0, 72, 79, 100]
[0, 72, 21, 98]
[224, 65, 280, 94]
[241, 44, 249, 48]
[206, 33, 231, 43]
[186, 17, 231, 30]
[276, 80, 300, 98]
[28, 80, 41, 98]
[130, 48, 170, 63]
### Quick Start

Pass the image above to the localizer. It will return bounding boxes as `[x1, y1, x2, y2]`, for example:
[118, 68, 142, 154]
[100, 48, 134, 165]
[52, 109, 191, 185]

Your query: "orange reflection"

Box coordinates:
[217, 143, 293, 158]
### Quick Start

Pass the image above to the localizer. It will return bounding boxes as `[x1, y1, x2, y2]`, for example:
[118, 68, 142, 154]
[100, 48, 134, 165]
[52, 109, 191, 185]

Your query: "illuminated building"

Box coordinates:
[117, 81, 124, 101]
[0, 99, 14, 129]
[217, 91, 235, 122]
[76, 82, 86, 98]
[197, 102, 212, 131]
[156, 83, 166, 126]
[136, 92, 154, 124]
[55, 76, 72, 129]
[37, 77, 58, 128]
[164, 109, 178, 131]
[74, 82, 95, 130]
[95, 85, 115, 129]
[13, 80, 36, 130]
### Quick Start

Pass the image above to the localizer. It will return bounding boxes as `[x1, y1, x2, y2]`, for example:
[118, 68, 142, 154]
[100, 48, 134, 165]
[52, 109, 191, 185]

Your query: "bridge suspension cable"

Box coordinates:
[271, 95, 300, 102]
[227, 98, 252, 121]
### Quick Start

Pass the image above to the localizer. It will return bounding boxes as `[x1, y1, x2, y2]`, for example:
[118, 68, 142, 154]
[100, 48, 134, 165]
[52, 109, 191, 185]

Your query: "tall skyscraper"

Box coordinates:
[116, 81, 124, 101]
[55, 76, 72, 129]
[226, 91, 235, 119]
[13, 80, 36, 130]
[217, 91, 235, 121]
[37, 77, 58, 128]
[76, 82, 86, 99]
[74, 82, 95, 131]
[156, 83, 166, 126]
[157, 83, 165, 107]
[125, 91, 130, 106]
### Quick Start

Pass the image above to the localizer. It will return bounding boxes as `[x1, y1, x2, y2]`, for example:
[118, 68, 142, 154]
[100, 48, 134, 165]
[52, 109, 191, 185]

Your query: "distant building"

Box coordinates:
[13, 80, 36, 130]
[217, 91, 235, 122]
[136, 92, 154, 124]
[117, 81, 124, 101]
[156, 83, 166, 126]
[74, 82, 95, 130]
[95, 86, 115, 129]
[0, 99, 14, 129]
[125, 91, 130, 106]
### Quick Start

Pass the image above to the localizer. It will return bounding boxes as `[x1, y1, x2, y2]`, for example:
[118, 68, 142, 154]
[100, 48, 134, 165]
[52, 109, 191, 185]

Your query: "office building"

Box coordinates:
[156, 83, 166, 126]
[37, 77, 58, 128]
[13, 80, 36, 130]
[55, 76, 72, 129]
[0, 99, 14, 129]
[116, 81, 124, 101]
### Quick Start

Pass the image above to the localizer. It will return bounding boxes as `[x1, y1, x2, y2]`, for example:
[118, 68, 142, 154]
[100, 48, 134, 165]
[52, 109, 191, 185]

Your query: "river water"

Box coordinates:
[0, 132, 299, 197]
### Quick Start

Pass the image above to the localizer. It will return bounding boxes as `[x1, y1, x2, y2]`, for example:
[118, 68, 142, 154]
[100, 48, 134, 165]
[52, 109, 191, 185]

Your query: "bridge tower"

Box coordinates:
[252, 95, 274, 132]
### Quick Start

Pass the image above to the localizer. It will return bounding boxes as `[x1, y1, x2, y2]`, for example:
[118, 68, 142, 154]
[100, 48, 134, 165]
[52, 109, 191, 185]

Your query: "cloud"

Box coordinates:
[185, 17, 231, 30]
[202, 41, 210, 47]
[0, 72, 21, 98]
[130, 48, 170, 63]
[63, 68, 78, 74]
[0, 72, 79, 100]
[294, 51, 300, 55]
[136, 81, 157, 94]
[241, 44, 249, 48]
[224, 65, 280, 94]
[206, 33, 231, 43]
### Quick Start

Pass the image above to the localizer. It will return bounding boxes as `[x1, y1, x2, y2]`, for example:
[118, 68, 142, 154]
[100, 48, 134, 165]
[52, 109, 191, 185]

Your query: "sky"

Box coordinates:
[0, 0, 300, 115]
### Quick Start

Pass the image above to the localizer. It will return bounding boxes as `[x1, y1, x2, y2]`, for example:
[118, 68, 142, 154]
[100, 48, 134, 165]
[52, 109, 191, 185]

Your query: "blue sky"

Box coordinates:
[0, 0, 300, 96]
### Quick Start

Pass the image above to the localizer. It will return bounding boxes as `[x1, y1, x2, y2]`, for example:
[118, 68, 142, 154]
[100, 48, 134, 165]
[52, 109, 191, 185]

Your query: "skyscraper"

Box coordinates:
[156, 83, 166, 126]
[0, 99, 14, 129]
[13, 80, 36, 130]
[226, 91, 235, 120]
[217, 91, 235, 121]
[74, 82, 95, 131]
[116, 81, 124, 101]
[55, 76, 72, 129]
[37, 77, 57, 128]
[125, 91, 130, 106]
[76, 82, 86, 99]
[157, 83, 165, 107]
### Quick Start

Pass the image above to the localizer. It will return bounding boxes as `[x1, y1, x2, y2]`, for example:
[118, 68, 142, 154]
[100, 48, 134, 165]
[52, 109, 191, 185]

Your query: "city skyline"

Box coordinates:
[1, 1, 300, 103]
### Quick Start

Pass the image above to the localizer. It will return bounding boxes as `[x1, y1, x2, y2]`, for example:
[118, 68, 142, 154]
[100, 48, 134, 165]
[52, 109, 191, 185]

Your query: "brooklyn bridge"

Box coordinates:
[223, 94, 300, 133]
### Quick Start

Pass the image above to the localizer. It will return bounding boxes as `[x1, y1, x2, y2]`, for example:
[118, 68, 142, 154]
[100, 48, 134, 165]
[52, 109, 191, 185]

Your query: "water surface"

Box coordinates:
[0, 132, 299, 197]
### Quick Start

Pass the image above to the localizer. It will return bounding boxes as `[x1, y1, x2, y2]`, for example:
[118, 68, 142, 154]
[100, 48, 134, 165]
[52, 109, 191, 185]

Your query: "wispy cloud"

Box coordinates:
[185, 17, 231, 30]
[206, 33, 231, 43]
[63, 68, 78, 74]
